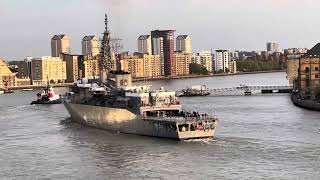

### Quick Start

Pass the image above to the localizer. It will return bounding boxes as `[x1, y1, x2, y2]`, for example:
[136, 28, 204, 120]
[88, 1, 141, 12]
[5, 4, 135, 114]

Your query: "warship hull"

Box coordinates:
[64, 102, 217, 140]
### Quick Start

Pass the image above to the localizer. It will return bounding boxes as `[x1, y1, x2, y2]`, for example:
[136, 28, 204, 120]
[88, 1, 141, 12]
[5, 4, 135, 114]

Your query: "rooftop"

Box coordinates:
[52, 34, 69, 40]
[138, 35, 150, 40]
[215, 49, 229, 52]
[176, 35, 189, 39]
[151, 30, 176, 35]
[0, 59, 13, 76]
[303, 43, 320, 58]
[61, 53, 83, 56]
[82, 35, 97, 41]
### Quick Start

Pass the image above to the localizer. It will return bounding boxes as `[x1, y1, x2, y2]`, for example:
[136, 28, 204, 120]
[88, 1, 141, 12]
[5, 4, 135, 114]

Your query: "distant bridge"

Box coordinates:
[177, 85, 293, 97]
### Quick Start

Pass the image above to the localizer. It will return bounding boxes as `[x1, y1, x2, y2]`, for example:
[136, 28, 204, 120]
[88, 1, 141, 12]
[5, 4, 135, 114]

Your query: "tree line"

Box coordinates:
[236, 59, 284, 72]
[189, 59, 285, 75]
[189, 63, 209, 75]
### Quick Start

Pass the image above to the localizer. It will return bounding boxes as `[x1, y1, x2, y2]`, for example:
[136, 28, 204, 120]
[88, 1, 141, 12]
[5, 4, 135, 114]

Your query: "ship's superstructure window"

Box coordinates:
[178, 124, 189, 132]
[190, 124, 196, 131]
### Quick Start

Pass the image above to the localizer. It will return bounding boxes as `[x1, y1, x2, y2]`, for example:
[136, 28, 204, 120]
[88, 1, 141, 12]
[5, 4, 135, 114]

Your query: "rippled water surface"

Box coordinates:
[0, 72, 320, 179]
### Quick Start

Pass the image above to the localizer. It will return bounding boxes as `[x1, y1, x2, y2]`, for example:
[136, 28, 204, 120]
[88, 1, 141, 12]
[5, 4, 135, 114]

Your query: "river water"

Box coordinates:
[0, 72, 319, 179]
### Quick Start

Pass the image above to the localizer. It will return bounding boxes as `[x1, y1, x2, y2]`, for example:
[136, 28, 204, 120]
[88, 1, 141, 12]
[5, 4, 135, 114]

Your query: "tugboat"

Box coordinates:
[31, 86, 62, 105]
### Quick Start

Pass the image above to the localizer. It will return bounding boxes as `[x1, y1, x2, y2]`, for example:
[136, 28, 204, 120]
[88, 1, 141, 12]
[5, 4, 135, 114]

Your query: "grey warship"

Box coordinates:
[63, 14, 218, 140]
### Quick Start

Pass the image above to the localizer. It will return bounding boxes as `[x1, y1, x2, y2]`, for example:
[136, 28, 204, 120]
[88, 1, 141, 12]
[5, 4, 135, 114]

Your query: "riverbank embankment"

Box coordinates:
[7, 83, 74, 90]
[7, 70, 286, 90]
[133, 70, 286, 82]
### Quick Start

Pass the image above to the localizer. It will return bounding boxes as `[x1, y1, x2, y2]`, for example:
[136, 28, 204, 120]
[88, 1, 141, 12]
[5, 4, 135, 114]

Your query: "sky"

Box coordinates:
[0, 0, 320, 61]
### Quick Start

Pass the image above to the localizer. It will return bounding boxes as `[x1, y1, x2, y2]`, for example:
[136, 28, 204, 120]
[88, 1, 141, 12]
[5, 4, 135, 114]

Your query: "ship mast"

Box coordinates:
[99, 13, 112, 82]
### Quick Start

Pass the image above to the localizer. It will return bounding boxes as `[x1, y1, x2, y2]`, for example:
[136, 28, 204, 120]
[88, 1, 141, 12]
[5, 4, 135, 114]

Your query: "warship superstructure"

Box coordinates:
[63, 14, 218, 140]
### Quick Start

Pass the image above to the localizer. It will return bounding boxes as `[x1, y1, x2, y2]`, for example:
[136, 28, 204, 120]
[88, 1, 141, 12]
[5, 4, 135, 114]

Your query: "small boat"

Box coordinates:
[4, 89, 14, 94]
[22, 88, 33, 91]
[31, 87, 63, 105]
[244, 90, 252, 95]
[177, 85, 211, 97]
[0, 90, 4, 94]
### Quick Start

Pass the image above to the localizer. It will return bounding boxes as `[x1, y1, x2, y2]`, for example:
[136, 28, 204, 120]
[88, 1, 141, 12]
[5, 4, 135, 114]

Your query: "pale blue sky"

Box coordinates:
[0, 0, 319, 60]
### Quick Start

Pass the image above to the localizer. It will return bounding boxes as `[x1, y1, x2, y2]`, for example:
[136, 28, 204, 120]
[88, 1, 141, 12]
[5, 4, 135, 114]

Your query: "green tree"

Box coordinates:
[236, 59, 283, 72]
[217, 69, 224, 74]
[189, 63, 209, 75]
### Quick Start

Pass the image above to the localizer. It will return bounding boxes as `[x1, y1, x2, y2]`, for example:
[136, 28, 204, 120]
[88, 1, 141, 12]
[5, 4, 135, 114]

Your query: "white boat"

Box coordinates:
[0, 88, 14, 94]
[0, 87, 5, 94]
[22, 88, 33, 91]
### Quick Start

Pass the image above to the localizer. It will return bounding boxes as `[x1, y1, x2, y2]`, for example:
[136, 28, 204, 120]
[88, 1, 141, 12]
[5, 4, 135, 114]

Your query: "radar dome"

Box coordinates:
[81, 78, 88, 84]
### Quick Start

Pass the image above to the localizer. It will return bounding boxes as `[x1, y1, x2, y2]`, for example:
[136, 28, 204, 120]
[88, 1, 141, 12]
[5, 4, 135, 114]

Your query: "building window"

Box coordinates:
[316, 74, 319, 79]
[305, 67, 310, 73]
[315, 67, 319, 71]
[306, 75, 310, 87]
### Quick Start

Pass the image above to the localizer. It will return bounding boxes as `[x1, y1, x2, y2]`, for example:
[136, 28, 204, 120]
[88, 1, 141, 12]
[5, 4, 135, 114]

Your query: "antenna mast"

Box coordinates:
[99, 13, 112, 82]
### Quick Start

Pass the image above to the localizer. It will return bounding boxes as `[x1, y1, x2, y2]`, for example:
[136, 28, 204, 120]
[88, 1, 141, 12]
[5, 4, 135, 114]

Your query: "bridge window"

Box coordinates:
[305, 67, 310, 73]
[190, 124, 196, 131]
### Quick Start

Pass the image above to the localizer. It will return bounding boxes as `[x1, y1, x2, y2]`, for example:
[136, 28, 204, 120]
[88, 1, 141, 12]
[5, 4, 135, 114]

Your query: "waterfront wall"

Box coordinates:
[133, 70, 286, 82]
[7, 70, 286, 89]
[291, 93, 320, 111]
[7, 83, 74, 90]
